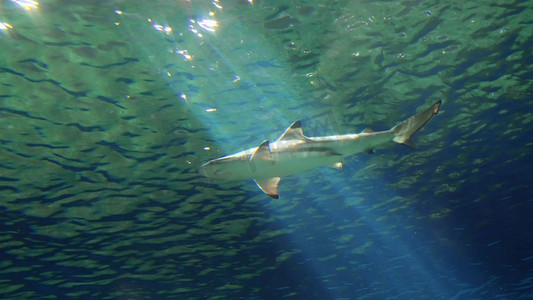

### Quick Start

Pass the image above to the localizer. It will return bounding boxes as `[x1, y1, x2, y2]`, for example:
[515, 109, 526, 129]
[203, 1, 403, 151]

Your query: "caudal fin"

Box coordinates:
[391, 100, 441, 147]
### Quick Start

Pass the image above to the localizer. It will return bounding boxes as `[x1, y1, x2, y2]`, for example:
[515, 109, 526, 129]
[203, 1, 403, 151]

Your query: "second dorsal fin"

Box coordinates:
[276, 121, 305, 142]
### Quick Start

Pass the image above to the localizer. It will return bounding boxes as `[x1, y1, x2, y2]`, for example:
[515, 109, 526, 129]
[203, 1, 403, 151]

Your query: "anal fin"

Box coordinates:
[254, 177, 281, 199]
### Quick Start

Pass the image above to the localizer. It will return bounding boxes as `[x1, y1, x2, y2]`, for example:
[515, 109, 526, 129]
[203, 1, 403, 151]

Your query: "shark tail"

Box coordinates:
[391, 100, 441, 147]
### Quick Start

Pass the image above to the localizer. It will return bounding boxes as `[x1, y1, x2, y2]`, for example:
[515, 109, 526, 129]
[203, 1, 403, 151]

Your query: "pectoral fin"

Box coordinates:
[254, 177, 281, 199]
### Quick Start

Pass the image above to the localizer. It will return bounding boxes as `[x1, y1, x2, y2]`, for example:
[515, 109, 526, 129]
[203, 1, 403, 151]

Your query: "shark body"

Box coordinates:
[200, 101, 441, 198]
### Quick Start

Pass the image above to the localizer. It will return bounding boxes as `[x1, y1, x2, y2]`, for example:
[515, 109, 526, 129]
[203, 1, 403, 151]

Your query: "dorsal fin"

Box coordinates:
[251, 140, 273, 162]
[276, 121, 305, 142]
[361, 128, 375, 134]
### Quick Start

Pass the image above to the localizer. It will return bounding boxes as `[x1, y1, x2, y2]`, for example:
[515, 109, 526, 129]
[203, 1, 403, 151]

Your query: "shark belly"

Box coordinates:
[218, 150, 339, 181]
[260, 150, 341, 178]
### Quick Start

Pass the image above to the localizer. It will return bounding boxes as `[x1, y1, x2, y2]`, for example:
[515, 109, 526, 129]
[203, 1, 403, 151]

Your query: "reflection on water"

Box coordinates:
[0, 0, 531, 299]
[11, 0, 39, 11]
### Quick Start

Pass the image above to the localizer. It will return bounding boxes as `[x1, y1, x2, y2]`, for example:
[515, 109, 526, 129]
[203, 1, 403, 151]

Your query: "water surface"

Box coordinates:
[0, 0, 532, 299]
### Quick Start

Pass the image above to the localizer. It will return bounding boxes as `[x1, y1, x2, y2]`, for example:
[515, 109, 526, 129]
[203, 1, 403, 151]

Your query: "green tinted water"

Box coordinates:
[0, 0, 531, 298]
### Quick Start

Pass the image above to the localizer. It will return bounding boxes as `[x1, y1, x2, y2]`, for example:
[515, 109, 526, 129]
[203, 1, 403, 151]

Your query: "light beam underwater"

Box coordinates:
[200, 101, 441, 199]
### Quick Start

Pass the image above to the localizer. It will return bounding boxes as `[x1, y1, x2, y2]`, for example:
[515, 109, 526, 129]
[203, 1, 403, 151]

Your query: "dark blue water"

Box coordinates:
[0, 0, 532, 299]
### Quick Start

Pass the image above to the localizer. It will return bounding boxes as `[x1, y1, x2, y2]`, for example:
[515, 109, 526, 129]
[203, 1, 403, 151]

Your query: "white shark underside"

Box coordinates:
[200, 101, 441, 198]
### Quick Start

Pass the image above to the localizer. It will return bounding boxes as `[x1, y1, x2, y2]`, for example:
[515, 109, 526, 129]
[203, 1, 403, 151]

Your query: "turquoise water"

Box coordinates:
[0, 0, 532, 299]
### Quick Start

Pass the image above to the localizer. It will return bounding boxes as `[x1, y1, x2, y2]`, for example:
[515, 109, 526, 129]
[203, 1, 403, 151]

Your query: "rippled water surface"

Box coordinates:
[1, 0, 532, 299]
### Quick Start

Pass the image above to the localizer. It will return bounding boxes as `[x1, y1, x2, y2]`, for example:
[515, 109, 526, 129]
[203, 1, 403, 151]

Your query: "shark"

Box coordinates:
[200, 100, 441, 198]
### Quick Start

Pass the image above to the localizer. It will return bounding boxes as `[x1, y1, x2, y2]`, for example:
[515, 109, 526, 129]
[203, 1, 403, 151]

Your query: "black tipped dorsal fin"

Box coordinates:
[254, 177, 281, 199]
[251, 140, 273, 161]
[276, 121, 305, 142]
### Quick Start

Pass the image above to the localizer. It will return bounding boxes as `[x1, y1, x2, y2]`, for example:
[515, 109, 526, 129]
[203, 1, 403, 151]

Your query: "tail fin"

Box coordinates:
[392, 100, 441, 148]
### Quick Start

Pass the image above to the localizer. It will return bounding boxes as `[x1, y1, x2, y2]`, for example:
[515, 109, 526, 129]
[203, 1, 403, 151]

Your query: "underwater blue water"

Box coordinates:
[0, 0, 532, 299]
